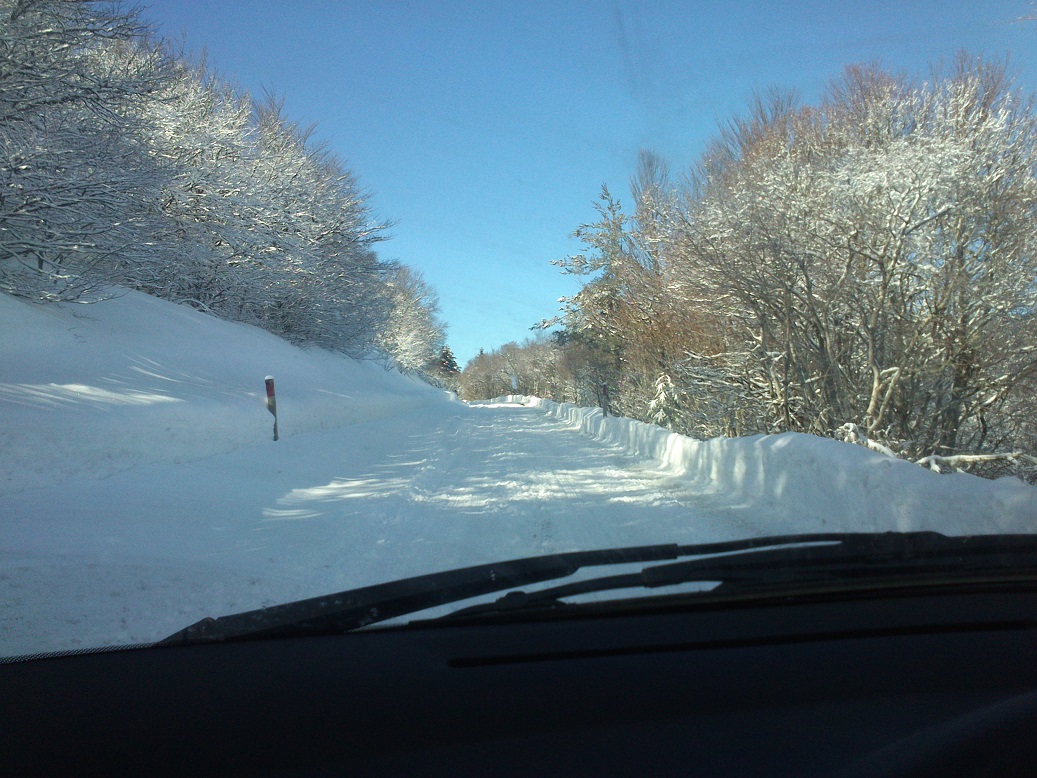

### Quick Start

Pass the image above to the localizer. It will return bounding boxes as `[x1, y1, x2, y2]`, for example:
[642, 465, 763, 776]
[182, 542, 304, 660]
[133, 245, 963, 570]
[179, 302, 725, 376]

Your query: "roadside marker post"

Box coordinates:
[265, 376, 278, 441]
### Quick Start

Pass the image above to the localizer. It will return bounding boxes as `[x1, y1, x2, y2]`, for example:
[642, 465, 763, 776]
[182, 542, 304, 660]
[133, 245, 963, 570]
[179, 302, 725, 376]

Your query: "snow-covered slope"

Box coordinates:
[0, 289, 447, 493]
[1, 292, 1034, 658]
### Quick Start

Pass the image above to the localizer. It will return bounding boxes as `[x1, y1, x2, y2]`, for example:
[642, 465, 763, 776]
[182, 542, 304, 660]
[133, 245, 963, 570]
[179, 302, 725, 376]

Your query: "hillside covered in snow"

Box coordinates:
[1, 290, 1034, 657]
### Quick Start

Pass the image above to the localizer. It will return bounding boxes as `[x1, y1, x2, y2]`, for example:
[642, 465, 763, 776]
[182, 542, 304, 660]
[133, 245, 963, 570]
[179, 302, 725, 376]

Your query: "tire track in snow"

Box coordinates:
[1, 399, 746, 656]
[387, 401, 750, 558]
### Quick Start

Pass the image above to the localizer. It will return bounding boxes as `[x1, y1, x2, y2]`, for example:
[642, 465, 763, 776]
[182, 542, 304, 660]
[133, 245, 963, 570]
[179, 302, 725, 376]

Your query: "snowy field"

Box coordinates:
[2, 291, 1035, 657]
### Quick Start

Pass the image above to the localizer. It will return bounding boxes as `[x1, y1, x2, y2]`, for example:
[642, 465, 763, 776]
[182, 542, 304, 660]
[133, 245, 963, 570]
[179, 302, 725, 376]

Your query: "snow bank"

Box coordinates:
[503, 396, 1037, 534]
[0, 290, 446, 493]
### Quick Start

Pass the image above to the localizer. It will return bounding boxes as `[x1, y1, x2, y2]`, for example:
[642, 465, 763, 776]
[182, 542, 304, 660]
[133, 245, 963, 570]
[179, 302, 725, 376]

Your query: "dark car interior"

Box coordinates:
[3, 583, 1036, 776]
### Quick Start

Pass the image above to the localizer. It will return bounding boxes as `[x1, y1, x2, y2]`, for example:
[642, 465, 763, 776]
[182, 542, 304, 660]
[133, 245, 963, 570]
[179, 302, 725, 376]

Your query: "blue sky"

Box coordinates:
[140, 1, 1037, 367]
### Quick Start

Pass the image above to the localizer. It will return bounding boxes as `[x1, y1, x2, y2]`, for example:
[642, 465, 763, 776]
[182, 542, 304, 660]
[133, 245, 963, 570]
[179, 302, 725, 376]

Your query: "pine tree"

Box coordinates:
[437, 346, 460, 376]
[648, 373, 681, 430]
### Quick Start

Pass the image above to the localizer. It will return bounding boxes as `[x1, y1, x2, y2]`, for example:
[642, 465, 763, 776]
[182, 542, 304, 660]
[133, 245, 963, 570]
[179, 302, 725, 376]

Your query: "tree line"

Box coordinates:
[461, 56, 1037, 480]
[0, 0, 446, 371]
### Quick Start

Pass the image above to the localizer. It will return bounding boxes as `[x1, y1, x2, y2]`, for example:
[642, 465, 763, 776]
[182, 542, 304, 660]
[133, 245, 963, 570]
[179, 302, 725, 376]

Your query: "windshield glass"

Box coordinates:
[2, 0, 1036, 659]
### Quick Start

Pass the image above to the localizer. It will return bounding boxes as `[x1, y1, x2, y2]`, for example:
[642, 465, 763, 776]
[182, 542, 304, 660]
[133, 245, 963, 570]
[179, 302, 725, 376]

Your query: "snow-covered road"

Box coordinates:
[4, 290, 1034, 659]
[1, 400, 745, 656]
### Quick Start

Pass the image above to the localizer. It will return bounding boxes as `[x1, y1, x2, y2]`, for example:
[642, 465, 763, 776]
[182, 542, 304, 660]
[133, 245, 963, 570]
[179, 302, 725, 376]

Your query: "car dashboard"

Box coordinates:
[2, 586, 1036, 776]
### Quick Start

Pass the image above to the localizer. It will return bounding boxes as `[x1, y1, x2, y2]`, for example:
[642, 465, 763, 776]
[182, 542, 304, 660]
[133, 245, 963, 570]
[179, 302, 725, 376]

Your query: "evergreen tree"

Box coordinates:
[437, 346, 460, 376]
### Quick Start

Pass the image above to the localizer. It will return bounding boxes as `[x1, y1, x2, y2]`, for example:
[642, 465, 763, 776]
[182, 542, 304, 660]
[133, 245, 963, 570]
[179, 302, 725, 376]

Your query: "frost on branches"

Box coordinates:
[502, 56, 1037, 480]
[0, 0, 173, 301]
[0, 0, 443, 369]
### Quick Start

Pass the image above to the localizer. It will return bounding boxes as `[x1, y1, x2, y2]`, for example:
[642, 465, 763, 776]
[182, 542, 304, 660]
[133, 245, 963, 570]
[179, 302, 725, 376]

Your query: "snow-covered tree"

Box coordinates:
[0, 0, 442, 365]
[671, 58, 1037, 457]
[435, 346, 460, 376]
[0, 0, 173, 301]
[138, 53, 257, 308]
[543, 56, 1037, 475]
[138, 63, 391, 352]
[242, 98, 390, 351]
[648, 373, 682, 429]
[376, 263, 445, 372]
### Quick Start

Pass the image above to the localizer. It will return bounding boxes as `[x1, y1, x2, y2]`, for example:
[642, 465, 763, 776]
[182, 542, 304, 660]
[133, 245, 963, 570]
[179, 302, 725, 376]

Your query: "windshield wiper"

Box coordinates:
[159, 532, 1037, 645]
[443, 531, 1037, 621]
